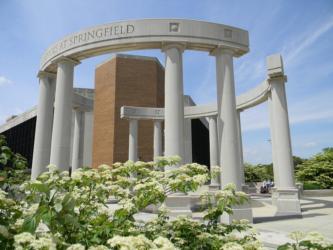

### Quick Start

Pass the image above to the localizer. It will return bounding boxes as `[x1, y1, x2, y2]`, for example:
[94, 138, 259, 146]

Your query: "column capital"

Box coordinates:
[267, 75, 288, 83]
[37, 70, 56, 79]
[210, 46, 235, 56]
[207, 115, 217, 120]
[54, 56, 81, 66]
[161, 42, 186, 53]
[266, 54, 288, 82]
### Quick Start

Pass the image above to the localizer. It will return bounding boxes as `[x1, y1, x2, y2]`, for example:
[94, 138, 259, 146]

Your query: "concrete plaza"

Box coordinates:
[252, 194, 333, 248]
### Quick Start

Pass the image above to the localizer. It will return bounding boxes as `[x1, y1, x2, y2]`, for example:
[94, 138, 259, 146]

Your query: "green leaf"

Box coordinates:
[22, 216, 38, 233]
[62, 193, 76, 211]
[30, 183, 50, 193]
[54, 203, 63, 213]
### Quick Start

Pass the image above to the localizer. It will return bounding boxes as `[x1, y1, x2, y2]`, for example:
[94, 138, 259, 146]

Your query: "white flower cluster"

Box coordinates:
[0, 189, 7, 199]
[0, 190, 16, 206]
[119, 199, 135, 213]
[14, 232, 56, 250]
[46, 164, 58, 173]
[107, 235, 177, 250]
[71, 168, 99, 181]
[22, 203, 39, 216]
[96, 203, 115, 217]
[221, 242, 244, 250]
[67, 243, 86, 250]
[193, 174, 209, 185]
[35, 220, 50, 234]
[0, 224, 9, 238]
[133, 180, 164, 193]
[289, 231, 332, 247]
[87, 246, 109, 250]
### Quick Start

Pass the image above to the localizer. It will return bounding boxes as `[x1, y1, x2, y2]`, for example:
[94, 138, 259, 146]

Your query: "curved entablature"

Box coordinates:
[40, 19, 249, 72]
[121, 104, 218, 120]
[235, 80, 270, 110]
[121, 80, 270, 120]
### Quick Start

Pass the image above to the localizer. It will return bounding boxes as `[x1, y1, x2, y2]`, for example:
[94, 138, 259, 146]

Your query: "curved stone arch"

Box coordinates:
[40, 19, 249, 72]
[34, 19, 250, 179]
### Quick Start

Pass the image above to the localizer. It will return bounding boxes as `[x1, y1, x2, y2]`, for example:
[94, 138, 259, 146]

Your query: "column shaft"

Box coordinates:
[128, 119, 138, 161]
[72, 110, 85, 172]
[153, 120, 163, 160]
[31, 72, 56, 179]
[208, 116, 219, 186]
[215, 49, 242, 190]
[270, 78, 294, 188]
[236, 111, 245, 185]
[163, 44, 185, 164]
[268, 94, 280, 185]
[50, 59, 76, 171]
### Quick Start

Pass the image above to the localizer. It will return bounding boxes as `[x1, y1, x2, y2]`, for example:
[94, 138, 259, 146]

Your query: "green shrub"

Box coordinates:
[244, 163, 273, 183]
[296, 148, 333, 189]
[0, 135, 29, 198]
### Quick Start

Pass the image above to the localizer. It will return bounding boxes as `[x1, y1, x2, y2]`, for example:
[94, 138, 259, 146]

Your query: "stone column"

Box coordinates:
[71, 109, 85, 172]
[162, 43, 185, 166]
[208, 116, 220, 190]
[236, 110, 248, 192]
[213, 48, 252, 223]
[153, 120, 163, 160]
[266, 54, 301, 215]
[268, 94, 279, 186]
[214, 48, 242, 190]
[31, 71, 56, 180]
[128, 119, 138, 162]
[50, 57, 79, 171]
[163, 44, 191, 217]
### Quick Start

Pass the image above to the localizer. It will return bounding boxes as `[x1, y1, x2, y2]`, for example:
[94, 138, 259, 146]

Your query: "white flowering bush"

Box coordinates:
[2, 156, 330, 249]
[278, 231, 333, 250]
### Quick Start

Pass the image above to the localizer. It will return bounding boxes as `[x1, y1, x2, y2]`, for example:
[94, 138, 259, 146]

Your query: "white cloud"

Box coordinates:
[283, 16, 333, 66]
[241, 86, 333, 132]
[0, 75, 12, 86]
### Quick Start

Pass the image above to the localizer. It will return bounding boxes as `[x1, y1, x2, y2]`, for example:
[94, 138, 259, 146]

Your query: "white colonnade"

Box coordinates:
[31, 57, 93, 178]
[31, 72, 56, 180]
[32, 19, 299, 219]
[120, 53, 300, 217]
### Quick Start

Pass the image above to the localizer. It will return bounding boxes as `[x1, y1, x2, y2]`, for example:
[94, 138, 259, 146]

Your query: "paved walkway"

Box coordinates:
[252, 195, 333, 248]
[110, 193, 333, 249]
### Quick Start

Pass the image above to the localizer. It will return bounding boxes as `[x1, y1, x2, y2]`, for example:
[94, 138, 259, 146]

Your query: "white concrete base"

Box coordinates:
[220, 202, 253, 224]
[165, 193, 192, 217]
[242, 184, 250, 193]
[208, 183, 220, 191]
[272, 188, 301, 216]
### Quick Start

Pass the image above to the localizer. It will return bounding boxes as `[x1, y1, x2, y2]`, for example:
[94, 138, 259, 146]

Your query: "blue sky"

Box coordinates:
[0, 0, 332, 164]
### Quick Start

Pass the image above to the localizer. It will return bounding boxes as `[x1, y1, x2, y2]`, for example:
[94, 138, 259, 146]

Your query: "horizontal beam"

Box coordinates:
[121, 80, 270, 120]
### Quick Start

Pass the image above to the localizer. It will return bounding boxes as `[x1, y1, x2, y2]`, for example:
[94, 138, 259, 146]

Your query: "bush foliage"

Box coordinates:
[296, 148, 333, 189]
[0, 135, 29, 198]
[0, 156, 265, 249]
